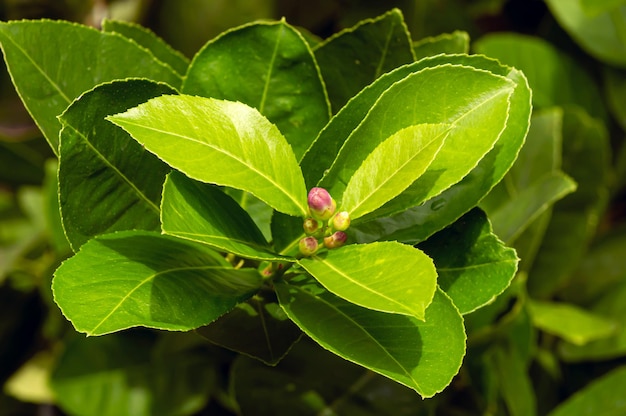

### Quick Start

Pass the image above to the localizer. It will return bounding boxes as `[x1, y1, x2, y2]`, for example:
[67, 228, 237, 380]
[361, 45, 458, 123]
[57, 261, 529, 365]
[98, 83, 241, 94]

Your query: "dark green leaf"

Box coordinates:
[491, 344, 537, 416]
[108, 95, 309, 217]
[161, 171, 289, 261]
[102, 19, 190, 76]
[276, 276, 465, 397]
[183, 20, 329, 160]
[313, 8, 415, 112]
[413, 31, 470, 60]
[196, 291, 301, 365]
[0, 20, 181, 153]
[299, 242, 437, 319]
[52, 231, 262, 335]
[58, 79, 175, 250]
[419, 208, 518, 314]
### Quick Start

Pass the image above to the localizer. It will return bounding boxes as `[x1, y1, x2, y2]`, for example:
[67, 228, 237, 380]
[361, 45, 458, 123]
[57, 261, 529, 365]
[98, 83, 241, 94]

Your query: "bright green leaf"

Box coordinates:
[102, 19, 190, 76]
[107, 95, 309, 217]
[413, 31, 470, 60]
[546, 0, 626, 67]
[52, 231, 262, 335]
[58, 79, 175, 251]
[0, 20, 181, 153]
[341, 123, 449, 220]
[419, 208, 518, 314]
[275, 276, 466, 397]
[548, 366, 626, 416]
[299, 242, 437, 319]
[313, 8, 415, 112]
[528, 300, 617, 346]
[183, 20, 329, 160]
[196, 291, 301, 365]
[161, 171, 289, 261]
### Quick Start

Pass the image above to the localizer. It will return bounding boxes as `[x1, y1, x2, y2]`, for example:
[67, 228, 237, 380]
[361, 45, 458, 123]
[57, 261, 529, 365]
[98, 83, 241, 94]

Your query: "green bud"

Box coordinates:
[303, 217, 321, 235]
[323, 231, 347, 249]
[299, 236, 319, 256]
[307, 187, 336, 221]
[331, 211, 351, 231]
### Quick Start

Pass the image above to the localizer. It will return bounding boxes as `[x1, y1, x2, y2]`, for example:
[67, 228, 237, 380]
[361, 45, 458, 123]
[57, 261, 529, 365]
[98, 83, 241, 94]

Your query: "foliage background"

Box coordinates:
[2, 0, 626, 415]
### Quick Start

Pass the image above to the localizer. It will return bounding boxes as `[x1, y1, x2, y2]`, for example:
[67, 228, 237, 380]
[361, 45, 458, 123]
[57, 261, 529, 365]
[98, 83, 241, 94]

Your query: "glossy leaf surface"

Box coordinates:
[341, 123, 448, 220]
[276, 276, 465, 397]
[183, 20, 329, 159]
[161, 172, 288, 261]
[108, 95, 309, 217]
[313, 8, 415, 112]
[102, 19, 189, 76]
[0, 20, 181, 153]
[52, 231, 262, 335]
[299, 242, 437, 319]
[58, 79, 175, 250]
[419, 208, 518, 314]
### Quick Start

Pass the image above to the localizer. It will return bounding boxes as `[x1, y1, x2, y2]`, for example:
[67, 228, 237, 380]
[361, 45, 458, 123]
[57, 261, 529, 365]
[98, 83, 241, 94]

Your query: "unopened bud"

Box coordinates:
[303, 217, 321, 235]
[323, 231, 347, 249]
[331, 211, 351, 231]
[307, 187, 336, 221]
[299, 236, 319, 256]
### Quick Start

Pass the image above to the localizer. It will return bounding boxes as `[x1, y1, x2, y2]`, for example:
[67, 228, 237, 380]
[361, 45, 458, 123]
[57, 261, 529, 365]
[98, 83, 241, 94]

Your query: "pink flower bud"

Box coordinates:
[323, 231, 347, 249]
[299, 236, 319, 256]
[303, 217, 321, 235]
[331, 211, 351, 231]
[307, 187, 336, 221]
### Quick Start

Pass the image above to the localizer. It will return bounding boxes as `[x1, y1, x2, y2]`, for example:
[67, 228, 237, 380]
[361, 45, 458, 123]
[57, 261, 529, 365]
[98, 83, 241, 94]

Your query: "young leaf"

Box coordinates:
[349, 55, 531, 244]
[313, 8, 415, 112]
[275, 276, 466, 398]
[196, 291, 302, 366]
[183, 20, 330, 160]
[341, 123, 449, 220]
[107, 95, 309, 217]
[52, 231, 262, 335]
[102, 19, 190, 76]
[0, 20, 181, 153]
[298, 242, 437, 320]
[58, 79, 175, 251]
[161, 171, 290, 261]
[418, 208, 519, 315]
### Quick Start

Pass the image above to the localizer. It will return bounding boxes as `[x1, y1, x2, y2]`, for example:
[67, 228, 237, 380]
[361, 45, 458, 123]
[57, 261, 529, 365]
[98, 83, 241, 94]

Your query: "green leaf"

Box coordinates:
[347, 55, 531, 244]
[418, 208, 518, 314]
[52, 231, 262, 335]
[275, 276, 466, 398]
[299, 242, 438, 319]
[50, 333, 215, 416]
[196, 291, 301, 365]
[0, 20, 182, 153]
[102, 19, 190, 76]
[321, 64, 513, 208]
[107, 95, 309, 217]
[224, 189, 273, 241]
[161, 171, 289, 261]
[183, 20, 329, 160]
[58, 79, 175, 250]
[581, 0, 626, 15]
[474, 33, 606, 120]
[270, 211, 306, 257]
[491, 344, 537, 416]
[604, 67, 626, 131]
[546, 0, 626, 68]
[528, 300, 617, 346]
[488, 171, 577, 244]
[313, 8, 415, 112]
[341, 123, 449, 220]
[413, 31, 470, 61]
[548, 366, 626, 416]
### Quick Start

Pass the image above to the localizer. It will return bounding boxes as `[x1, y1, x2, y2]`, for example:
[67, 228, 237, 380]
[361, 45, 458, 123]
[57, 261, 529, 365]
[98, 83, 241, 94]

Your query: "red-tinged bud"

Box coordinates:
[307, 187, 336, 220]
[299, 236, 319, 256]
[323, 231, 347, 249]
[331, 211, 351, 231]
[303, 217, 321, 235]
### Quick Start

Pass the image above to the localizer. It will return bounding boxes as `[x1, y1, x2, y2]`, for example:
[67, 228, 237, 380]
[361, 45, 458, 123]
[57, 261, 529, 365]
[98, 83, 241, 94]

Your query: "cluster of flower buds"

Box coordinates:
[299, 187, 351, 256]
